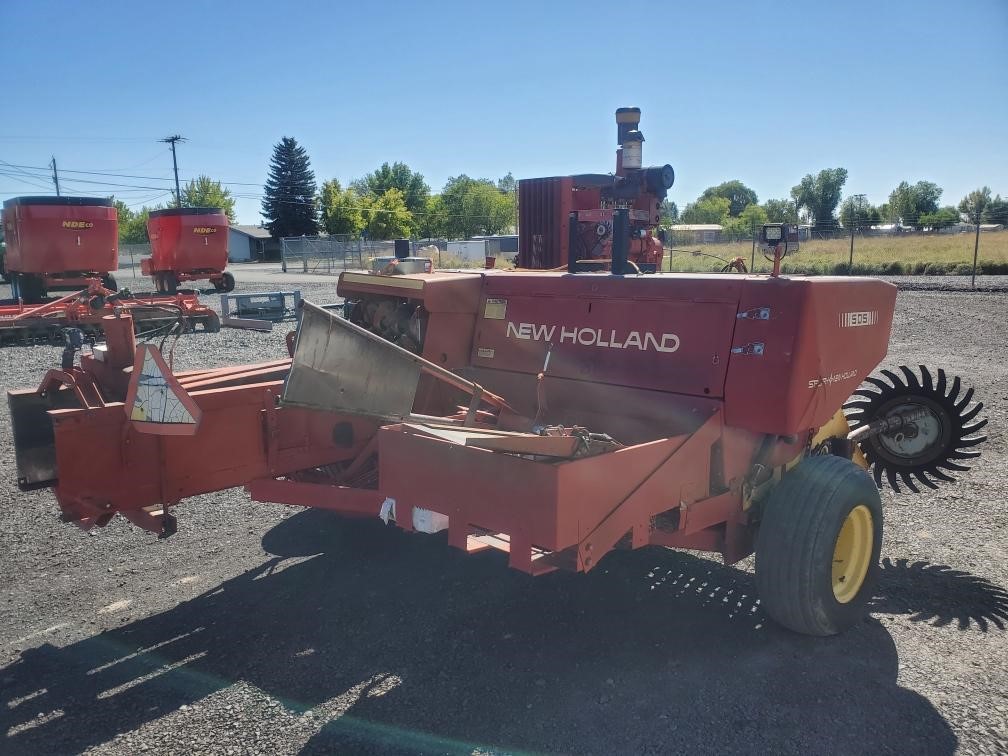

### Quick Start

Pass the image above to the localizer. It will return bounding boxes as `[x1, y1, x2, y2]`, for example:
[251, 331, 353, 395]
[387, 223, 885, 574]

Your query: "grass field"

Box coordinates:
[664, 230, 1008, 275]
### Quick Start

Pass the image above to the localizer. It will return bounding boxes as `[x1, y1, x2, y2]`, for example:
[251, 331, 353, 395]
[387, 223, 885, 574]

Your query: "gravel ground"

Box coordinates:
[0, 268, 1006, 755]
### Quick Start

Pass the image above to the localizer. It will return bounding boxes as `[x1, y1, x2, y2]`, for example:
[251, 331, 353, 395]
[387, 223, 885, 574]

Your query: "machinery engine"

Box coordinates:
[347, 295, 426, 354]
[517, 107, 674, 271]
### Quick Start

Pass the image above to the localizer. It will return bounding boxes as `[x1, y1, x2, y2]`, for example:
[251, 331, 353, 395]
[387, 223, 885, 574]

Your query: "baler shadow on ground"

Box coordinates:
[5, 508, 1004, 755]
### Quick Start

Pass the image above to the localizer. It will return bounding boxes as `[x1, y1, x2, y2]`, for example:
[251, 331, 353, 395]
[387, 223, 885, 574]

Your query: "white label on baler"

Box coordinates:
[840, 311, 877, 328]
[505, 321, 680, 353]
[485, 298, 507, 319]
[808, 369, 858, 389]
[477, 348, 495, 359]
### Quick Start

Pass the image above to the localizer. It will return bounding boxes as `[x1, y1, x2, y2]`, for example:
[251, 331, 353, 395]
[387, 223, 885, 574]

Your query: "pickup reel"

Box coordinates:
[843, 365, 987, 493]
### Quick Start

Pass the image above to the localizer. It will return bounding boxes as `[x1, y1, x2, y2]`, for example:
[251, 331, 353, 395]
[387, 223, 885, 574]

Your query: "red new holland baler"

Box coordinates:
[7, 259, 988, 635]
[142, 207, 234, 293]
[2, 196, 118, 303]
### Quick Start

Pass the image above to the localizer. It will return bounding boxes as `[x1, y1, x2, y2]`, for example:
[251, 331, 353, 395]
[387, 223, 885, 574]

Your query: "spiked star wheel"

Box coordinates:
[843, 366, 987, 493]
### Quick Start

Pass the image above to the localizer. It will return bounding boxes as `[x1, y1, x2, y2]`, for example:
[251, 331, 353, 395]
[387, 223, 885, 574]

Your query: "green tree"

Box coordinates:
[982, 195, 1008, 225]
[416, 195, 449, 239]
[839, 197, 880, 229]
[722, 203, 768, 238]
[319, 179, 364, 236]
[262, 136, 318, 238]
[362, 188, 412, 239]
[440, 175, 481, 238]
[180, 176, 236, 222]
[462, 182, 514, 236]
[659, 199, 679, 223]
[112, 199, 155, 243]
[763, 198, 799, 224]
[887, 180, 942, 228]
[959, 186, 991, 224]
[919, 206, 961, 231]
[352, 162, 430, 215]
[680, 196, 730, 225]
[496, 172, 516, 194]
[791, 168, 848, 232]
[440, 175, 514, 238]
[699, 180, 758, 217]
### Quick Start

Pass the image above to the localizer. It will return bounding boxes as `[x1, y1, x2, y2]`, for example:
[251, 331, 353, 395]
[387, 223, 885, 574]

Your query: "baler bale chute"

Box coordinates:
[5, 108, 989, 637]
[142, 207, 234, 293]
[2, 196, 119, 303]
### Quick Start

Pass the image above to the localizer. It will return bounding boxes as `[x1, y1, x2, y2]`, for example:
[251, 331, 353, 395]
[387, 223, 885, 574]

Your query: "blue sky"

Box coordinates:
[2, 0, 1006, 225]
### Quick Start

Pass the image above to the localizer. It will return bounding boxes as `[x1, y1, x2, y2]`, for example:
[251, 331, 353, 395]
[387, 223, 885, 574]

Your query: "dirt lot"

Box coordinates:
[0, 269, 1006, 755]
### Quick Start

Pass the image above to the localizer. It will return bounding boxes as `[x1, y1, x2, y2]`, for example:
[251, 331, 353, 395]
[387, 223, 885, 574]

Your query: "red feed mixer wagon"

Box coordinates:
[6, 109, 990, 637]
[2, 196, 118, 303]
[142, 207, 234, 293]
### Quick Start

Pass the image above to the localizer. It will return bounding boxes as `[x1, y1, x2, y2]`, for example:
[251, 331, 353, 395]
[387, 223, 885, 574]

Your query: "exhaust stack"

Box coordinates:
[615, 107, 644, 174]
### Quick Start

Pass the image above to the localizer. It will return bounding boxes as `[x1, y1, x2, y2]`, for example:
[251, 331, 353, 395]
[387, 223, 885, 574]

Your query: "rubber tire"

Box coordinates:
[203, 311, 221, 333]
[213, 271, 235, 293]
[101, 273, 118, 292]
[755, 455, 883, 636]
[162, 272, 178, 295]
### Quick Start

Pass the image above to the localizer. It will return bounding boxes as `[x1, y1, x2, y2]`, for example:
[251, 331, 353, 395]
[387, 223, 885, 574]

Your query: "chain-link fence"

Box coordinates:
[664, 223, 1008, 279]
[279, 236, 458, 273]
[280, 235, 366, 273]
[118, 243, 151, 271]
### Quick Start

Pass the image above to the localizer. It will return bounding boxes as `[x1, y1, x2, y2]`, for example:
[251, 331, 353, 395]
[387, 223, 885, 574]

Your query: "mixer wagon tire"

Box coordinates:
[755, 455, 882, 636]
[101, 273, 118, 292]
[14, 273, 46, 304]
[160, 273, 178, 294]
[219, 271, 235, 293]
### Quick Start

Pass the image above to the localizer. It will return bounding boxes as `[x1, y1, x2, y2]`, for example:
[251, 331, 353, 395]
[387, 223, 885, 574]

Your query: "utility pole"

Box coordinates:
[750, 219, 756, 272]
[849, 193, 865, 273]
[160, 135, 186, 207]
[972, 211, 981, 289]
[50, 156, 60, 196]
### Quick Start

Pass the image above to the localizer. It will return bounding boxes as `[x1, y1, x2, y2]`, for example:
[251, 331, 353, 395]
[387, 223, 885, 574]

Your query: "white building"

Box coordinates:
[228, 225, 273, 262]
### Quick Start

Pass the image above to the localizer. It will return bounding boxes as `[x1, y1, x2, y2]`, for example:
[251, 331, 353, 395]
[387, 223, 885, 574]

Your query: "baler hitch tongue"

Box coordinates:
[844, 365, 988, 493]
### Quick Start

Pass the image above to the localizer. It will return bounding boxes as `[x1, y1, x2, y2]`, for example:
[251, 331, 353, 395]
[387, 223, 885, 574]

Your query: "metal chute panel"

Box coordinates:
[282, 301, 422, 421]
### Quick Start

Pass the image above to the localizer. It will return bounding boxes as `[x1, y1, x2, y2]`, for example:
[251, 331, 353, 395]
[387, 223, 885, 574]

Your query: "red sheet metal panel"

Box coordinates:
[3, 198, 117, 274]
[518, 177, 573, 268]
[723, 276, 897, 435]
[470, 272, 742, 397]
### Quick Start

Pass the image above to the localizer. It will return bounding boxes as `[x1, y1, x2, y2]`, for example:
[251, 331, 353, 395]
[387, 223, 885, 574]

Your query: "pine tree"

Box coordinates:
[261, 137, 318, 238]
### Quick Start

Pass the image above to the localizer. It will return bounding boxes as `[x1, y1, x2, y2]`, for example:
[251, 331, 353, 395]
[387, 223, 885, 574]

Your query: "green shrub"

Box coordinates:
[910, 261, 929, 275]
[979, 261, 1008, 275]
[923, 262, 948, 276]
[831, 261, 850, 275]
[883, 261, 905, 275]
[952, 263, 973, 276]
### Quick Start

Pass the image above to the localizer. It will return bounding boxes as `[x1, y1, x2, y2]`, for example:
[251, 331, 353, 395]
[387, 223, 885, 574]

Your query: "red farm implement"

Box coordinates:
[5, 110, 989, 636]
[142, 207, 234, 293]
[2, 196, 119, 303]
[0, 281, 220, 346]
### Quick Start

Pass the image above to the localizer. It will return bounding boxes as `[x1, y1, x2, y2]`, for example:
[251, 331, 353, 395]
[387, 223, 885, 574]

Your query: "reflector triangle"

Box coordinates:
[124, 344, 202, 435]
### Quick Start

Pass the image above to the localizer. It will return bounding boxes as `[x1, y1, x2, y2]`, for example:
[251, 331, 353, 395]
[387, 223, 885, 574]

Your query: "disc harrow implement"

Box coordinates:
[0, 285, 220, 346]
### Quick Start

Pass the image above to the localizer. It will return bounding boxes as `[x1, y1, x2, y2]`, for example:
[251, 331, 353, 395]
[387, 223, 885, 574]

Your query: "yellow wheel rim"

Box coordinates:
[832, 504, 873, 603]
